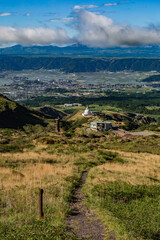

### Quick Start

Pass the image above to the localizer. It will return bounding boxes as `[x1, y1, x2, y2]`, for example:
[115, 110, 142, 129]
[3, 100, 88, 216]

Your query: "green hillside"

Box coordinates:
[0, 94, 47, 128]
[0, 95, 160, 240]
[66, 109, 156, 125]
[2, 55, 160, 73]
[37, 105, 67, 119]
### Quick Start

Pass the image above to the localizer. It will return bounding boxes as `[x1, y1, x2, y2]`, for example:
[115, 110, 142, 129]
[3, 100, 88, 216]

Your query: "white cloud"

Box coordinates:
[26, 13, 31, 17]
[1, 11, 160, 48]
[73, 5, 99, 10]
[0, 13, 12, 17]
[75, 11, 160, 47]
[0, 26, 73, 46]
[51, 17, 74, 23]
[104, 1, 129, 7]
[104, 3, 118, 6]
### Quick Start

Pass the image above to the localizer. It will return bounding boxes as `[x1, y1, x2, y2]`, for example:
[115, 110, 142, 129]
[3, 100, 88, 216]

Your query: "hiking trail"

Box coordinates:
[66, 171, 116, 240]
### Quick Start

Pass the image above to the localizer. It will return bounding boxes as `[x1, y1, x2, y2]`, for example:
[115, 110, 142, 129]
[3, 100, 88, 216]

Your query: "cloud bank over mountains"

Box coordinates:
[1, 11, 160, 48]
[0, 26, 72, 46]
[76, 11, 160, 47]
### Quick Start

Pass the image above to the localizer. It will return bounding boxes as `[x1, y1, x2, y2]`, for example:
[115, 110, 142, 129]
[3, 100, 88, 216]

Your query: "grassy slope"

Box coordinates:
[0, 95, 50, 128]
[83, 150, 160, 240]
[0, 94, 17, 112]
[36, 105, 67, 119]
[0, 110, 160, 239]
[0, 125, 124, 239]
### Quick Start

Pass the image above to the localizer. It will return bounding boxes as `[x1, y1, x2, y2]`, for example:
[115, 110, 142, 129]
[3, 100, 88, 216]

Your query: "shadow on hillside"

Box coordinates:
[0, 108, 47, 129]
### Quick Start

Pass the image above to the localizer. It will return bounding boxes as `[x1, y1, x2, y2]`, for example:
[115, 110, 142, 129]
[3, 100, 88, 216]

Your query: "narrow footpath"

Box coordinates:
[66, 171, 116, 240]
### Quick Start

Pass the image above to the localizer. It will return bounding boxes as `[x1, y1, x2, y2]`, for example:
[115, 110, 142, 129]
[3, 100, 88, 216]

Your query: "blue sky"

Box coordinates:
[0, 0, 160, 47]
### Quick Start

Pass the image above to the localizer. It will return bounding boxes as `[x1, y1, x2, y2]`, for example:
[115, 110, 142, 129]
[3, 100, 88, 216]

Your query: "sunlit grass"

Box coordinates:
[0, 121, 160, 239]
[88, 150, 160, 185]
[0, 145, 81, 239]
[83, 150, 160, 240]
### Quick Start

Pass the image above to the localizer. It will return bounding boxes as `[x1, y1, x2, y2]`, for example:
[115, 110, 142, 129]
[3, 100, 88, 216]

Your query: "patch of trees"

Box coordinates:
[20, 91, 160, 115]
[142, 74, 160, 82]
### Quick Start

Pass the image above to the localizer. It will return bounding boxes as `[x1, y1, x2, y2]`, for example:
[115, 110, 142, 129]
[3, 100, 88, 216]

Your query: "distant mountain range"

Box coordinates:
[1, 44, 160, 57]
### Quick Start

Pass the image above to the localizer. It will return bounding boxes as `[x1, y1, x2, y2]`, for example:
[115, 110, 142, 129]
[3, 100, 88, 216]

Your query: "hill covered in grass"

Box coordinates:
[0, 114, 160, 239]
[0, 97, 160, 239]
[37, 105, 67, 119]
[0, 94, 48, 128]
[63, 109, 156, 131]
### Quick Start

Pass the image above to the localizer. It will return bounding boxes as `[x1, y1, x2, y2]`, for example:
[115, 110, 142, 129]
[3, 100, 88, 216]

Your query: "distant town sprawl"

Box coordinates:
[0, 69, 159, 101]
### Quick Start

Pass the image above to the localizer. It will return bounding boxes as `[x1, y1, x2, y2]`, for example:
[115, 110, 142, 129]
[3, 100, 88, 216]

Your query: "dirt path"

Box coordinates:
[114, 129, 159, 137]
[66, 171, 115, 240]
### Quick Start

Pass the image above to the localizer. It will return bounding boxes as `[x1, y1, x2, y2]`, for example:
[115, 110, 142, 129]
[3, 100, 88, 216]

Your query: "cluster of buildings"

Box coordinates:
[82, 106, 113, 132]
[64, 103, 82, 107]
[1, 69, 153, 102]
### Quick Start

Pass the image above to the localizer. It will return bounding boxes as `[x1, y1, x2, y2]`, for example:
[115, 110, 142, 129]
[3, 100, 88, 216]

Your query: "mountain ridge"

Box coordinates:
[1, 55, 160, 73]
[1, 44, 160, 57]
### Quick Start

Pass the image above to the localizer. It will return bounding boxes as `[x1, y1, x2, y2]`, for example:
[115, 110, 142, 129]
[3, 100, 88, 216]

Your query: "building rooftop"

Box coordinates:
[91, 120, 112, 124]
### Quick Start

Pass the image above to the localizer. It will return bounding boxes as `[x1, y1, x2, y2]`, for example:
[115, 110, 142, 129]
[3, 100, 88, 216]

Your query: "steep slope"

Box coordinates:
[0, 94, 47, 128]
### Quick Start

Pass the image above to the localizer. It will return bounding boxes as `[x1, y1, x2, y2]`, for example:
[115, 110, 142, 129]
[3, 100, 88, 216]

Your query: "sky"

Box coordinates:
[0, 0, 160, 48]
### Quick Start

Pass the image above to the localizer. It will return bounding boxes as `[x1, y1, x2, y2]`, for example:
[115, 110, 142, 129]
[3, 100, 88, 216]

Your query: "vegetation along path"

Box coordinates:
[66, 171, 115, 240]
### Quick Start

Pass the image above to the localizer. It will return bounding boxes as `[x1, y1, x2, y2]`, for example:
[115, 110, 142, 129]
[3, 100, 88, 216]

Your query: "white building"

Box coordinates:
[82, 106, 93, 116]
[90, 121, 112, 131]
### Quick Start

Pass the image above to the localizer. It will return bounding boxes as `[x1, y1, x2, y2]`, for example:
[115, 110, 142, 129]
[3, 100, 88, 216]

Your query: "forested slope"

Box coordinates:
[1, 56, 160, 72]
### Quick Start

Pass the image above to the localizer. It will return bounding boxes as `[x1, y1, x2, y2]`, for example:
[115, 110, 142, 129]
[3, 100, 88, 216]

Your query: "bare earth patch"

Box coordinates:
[66, 171, 115, 240]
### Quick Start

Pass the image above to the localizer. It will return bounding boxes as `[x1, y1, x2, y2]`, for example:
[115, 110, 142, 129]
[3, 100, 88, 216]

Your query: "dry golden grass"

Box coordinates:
[88, 150, 160, 185]
[0, 146, 81, 229]
[0, 162, 73, 190]
[0, 149, 77, 191]
[1, 151, 52, 161]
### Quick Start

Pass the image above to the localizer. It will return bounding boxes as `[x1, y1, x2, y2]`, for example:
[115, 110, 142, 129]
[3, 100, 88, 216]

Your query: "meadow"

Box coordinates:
[83, 150, 160, 239]
[0, 113, 160, 239]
